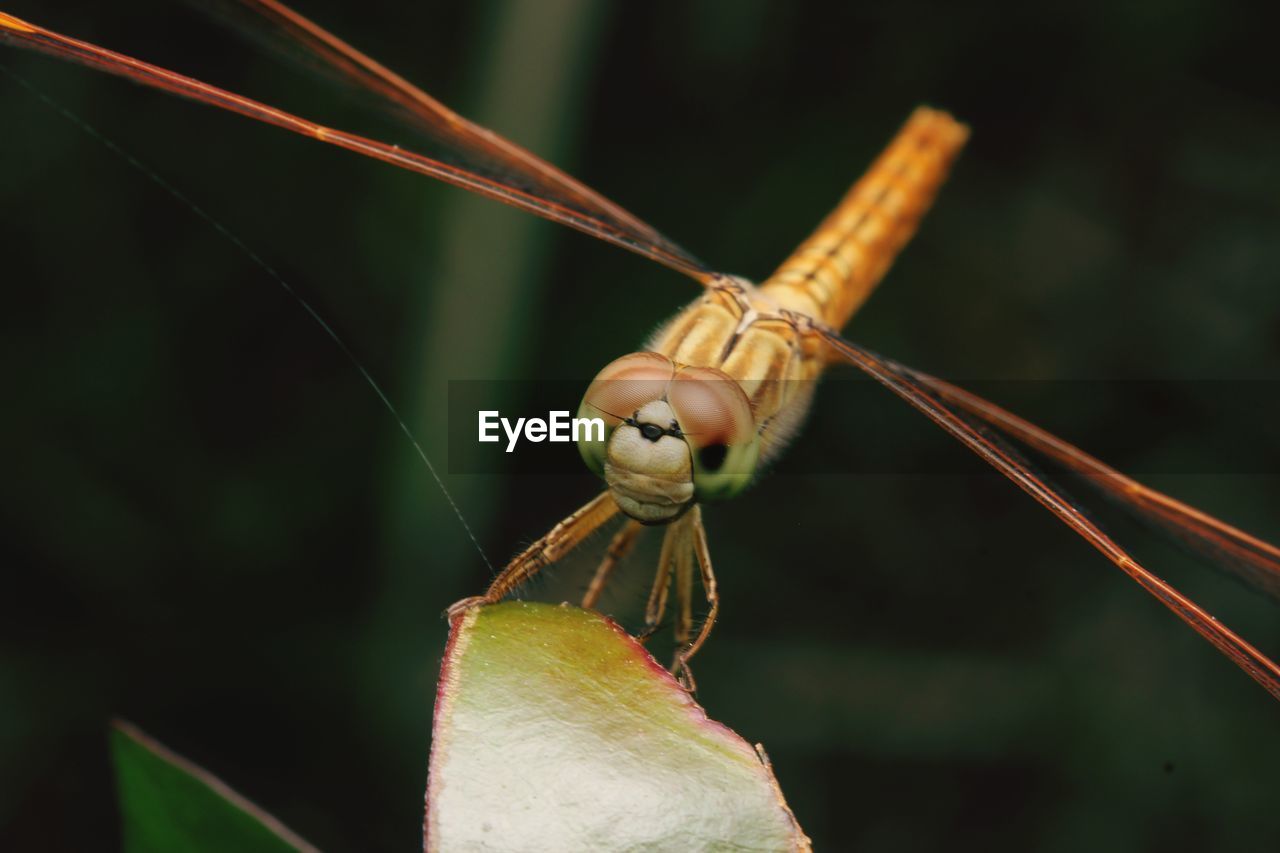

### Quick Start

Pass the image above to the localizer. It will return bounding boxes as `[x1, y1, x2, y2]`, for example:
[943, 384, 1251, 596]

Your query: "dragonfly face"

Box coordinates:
[578, 352, 759, 523]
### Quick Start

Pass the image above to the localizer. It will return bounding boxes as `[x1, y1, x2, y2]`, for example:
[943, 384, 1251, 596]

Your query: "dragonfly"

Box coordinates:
[4, 1, 1279, 697]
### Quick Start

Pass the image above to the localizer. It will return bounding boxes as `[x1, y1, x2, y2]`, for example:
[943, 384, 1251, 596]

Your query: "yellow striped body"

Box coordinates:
[648, 107, 968, 461]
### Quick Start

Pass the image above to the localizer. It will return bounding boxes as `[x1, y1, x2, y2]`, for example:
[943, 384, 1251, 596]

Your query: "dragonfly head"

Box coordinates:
[578, 352, 760, 523]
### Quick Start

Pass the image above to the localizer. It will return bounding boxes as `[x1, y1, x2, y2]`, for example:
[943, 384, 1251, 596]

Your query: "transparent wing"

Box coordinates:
[819, 328, 1280, 702]
[0, 9, 714, 282]
[903, 369, 1280, 603]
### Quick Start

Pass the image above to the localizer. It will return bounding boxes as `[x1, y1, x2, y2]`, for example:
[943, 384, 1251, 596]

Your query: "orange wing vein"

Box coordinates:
[211, 1, 700, 267]
[903, 369, 1280, 603]
[820, 329, 1280, 702]
[0, 9, 713, 282]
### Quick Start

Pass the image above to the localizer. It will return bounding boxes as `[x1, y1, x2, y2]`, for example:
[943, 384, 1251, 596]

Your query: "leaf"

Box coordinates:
[426, 601, 810, 852]
[111, 720, 317, 853]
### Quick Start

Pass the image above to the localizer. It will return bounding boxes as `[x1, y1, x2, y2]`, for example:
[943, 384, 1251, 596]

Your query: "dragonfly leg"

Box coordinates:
[581, 519, 645, 609]
[637, 520, 682, 641]
[446, 491, 618, 623]
[672, 527, 696, 651]
[673, 505, 718, 691]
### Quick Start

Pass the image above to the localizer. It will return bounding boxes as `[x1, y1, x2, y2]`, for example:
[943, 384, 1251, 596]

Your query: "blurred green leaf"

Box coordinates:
[111, 721, 316, 853]
[426, 601, 810, 852]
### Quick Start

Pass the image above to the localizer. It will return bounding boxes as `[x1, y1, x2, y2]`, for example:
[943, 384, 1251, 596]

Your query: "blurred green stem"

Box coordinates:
[364, 0, 608, 761]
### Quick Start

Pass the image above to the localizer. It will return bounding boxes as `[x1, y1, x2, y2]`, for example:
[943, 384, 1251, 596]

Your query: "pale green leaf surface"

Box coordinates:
[426, 601, 809, 852]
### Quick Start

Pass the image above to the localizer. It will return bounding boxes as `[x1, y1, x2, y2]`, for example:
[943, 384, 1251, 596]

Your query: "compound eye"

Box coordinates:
[698, 443, 729, 471]
[579, 352, 675, 427]
[667, 366, 755, 446]
[577, 352, 675, 478]
[668, 366, 759, 500]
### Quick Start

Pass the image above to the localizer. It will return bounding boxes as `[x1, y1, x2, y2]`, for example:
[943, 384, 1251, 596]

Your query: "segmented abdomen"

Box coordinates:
[760, 107, 969, 330]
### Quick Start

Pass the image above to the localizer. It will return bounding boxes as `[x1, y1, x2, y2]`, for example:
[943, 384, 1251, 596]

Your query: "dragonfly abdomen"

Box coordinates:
[759, 107, 968, 331]
[646, 107, 968, 466]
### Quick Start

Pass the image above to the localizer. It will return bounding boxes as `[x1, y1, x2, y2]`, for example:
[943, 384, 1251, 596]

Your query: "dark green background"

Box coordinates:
[3, 1, 1279, 850]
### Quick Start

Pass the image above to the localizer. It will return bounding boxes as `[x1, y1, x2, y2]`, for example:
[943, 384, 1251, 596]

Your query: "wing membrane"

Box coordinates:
[819, 329, 1280, 702]
[0, 9, 713, 281]
[205, 1, 703, 268]
[903, 370, 1280, 603]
